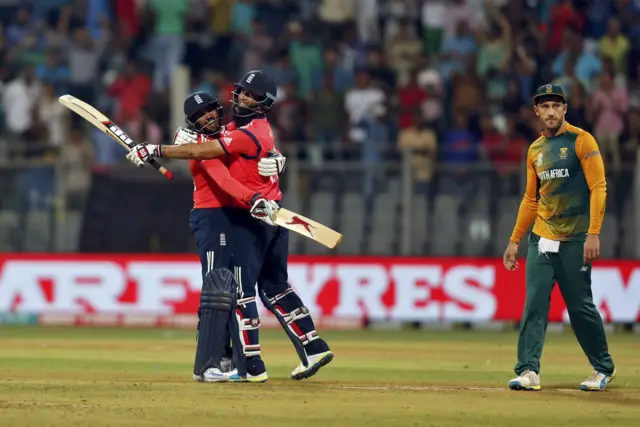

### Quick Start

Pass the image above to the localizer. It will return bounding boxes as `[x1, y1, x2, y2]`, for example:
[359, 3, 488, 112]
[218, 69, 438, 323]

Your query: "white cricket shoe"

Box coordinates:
[291, 350, 334, 380]
[580, 369, 616, 391]
[509, 370, 541, 391]
[202, 367, 232, 382]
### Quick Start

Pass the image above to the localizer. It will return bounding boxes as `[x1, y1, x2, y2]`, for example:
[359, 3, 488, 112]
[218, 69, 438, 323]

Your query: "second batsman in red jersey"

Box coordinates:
[190, 118, 283, 209]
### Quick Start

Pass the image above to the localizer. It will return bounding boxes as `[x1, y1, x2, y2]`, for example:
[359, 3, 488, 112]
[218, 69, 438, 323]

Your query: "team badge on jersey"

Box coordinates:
[536, 153, 544, 167]
[560, 147, 568, 160]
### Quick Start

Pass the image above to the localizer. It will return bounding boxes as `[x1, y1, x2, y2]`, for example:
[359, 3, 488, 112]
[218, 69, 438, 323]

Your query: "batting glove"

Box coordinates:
[126, 143, 162, 167]
[173, 126, 206, 145]
[250, 194, 279, 226]
[258, 150, 287, 177]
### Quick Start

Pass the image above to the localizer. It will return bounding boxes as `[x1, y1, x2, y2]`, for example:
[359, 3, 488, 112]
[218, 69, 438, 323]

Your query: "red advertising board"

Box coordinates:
[1, 254, 639, 326]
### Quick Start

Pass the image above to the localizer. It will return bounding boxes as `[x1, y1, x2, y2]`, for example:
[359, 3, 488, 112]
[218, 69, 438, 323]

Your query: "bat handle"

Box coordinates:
[150, 159, 174, 180]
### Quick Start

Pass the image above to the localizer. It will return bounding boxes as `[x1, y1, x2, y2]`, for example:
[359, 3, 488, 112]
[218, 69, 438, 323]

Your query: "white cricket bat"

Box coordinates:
[274, 208, 343, 249]
[58, 94, 174, 180]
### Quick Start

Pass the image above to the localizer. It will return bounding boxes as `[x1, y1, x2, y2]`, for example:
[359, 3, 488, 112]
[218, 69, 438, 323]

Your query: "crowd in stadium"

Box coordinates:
[1, 0, 640, 195]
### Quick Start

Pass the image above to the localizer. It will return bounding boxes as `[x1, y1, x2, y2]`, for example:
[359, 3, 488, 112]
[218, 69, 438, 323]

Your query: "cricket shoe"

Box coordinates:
[580, 369, 616, 391]
[291, 350, 334, 380]
[228, 357, 268, 383]
[202, 367, 232, 382]
[192, 357, 235, 382]
[508, 370, 541, 391]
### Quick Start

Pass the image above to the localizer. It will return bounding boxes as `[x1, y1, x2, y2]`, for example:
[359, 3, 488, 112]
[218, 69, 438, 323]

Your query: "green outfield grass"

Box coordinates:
[0, 327, 639, 426]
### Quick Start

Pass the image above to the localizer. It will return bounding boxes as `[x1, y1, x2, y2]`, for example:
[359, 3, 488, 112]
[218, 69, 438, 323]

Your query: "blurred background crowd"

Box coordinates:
[1, 0, 640, 258]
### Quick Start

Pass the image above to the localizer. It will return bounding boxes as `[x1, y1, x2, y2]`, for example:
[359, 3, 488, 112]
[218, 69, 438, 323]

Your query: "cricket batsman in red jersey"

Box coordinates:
[126, 71, 333, 383]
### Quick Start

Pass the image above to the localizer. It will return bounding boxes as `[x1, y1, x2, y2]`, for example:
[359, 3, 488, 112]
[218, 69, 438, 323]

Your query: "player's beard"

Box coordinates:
[543, 116, 563, 134]
[232, 104, 255, 127]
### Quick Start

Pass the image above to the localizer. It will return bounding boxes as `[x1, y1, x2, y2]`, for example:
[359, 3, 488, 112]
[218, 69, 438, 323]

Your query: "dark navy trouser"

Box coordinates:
[189, 207, 290, 298]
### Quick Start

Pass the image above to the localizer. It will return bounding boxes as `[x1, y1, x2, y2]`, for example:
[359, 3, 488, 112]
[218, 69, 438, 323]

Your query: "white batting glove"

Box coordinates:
[250, 194, 279, 226]
[258, 150, 287, 177]
[173, 126, 202, 145]
[126, 143, 162, 167]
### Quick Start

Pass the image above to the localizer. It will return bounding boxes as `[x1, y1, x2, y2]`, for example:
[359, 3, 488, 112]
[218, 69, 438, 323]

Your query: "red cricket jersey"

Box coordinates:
[216, 118, 282, 208]
[191, 119, 282, 209]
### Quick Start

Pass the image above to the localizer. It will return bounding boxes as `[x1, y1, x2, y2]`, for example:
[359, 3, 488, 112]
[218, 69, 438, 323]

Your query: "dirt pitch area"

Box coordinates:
[0, 327, 639, 426]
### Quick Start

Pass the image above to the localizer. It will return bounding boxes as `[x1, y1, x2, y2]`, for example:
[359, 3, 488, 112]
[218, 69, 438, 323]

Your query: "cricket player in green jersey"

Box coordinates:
[503, 84, 616, 392]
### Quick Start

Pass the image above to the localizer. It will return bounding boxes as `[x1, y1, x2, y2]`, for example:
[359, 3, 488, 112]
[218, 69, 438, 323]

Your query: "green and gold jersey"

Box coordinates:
[510, 123, 607, 243]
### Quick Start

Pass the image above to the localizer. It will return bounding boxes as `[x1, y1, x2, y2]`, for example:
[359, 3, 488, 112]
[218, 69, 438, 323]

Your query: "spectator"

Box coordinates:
[513, 38, 538, 101]
[398, 111, 437, 194]
[10, 30, 47, 69]
[552, 29, 602, 91]
[442, 110, 480, 166]
[450, 57, 483, 115]
[547, 0, 583, 54]
[230, 0, 256, 35]
[565, 80, 590, 131]
[107, 60, 152, 124]
[438, 21, 477, 81]
[553, 57, 576, 98]
[415, 55, 444, 126]
[354, 0, 379, 44]
[6, 7, 34, 46]
[272, 80, 307, 144]
[382, 0, 420, 42]
[267, 52, 299, 88]
[476, 11, 511, 108]
[241, 20, 273, 72]
[289, 23, 323, 99]
[311, 47, 353, 93]
[344, 69, 385, 133]
[444, 0, 474, 40]
[599, 17, 630, 77]
[114, 0, 142, 39]
[146, 0, 188, 92]
[365, 47, 396, 91]
[503, 79, 524, 115]
[35, 49, 70, 94]
[318, 0, 355, 41]
[386, 19, 422, 86]
[60, 127, 94, 210]
[591, 70, 628, 172]
[585, 0, 615, 40]
[67, 27, 107, 105]
[37, 83, 68, 149]
[396, 69, 427, 130]
[421, 0, 447, 56]
[439, 110, 479, 198]
[358, 103, 390, 198]
[308, 72, 345, 152]
[2, 66, 42, 158]
[481, 114, 526, 195]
